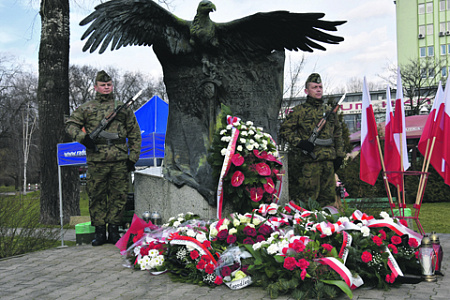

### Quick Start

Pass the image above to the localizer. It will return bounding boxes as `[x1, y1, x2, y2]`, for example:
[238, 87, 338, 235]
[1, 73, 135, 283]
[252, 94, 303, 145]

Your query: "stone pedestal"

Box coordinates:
[134, 152, 289, 223]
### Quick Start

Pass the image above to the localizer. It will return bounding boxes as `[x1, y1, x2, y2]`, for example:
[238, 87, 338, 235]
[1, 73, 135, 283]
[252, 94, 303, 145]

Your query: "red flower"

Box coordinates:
[255, 162, 271, 176]
[217, 229, 229, 240]
[372, 236, 383, 246]
[202, 240, 211, 248]
[263, 177, 275, 194]
[300, 268, 307, 280]
[296, 258, 310, 270]
[258, 224, 272, 236]
[361, 251, 373, 263]
[253, 149, 268, 160]
[391, 235, 402, 245]
[133, 229, 145, 243]
[408, 238, 419, 248]
[231, 171, 245, 187]
[201, 255, 211, 263]
[385, 273, 396, 284]
[378, 229, 387, 240]
[214, 276, 223, 285]
[231, 153, 244, 166]
[256, 235, 265, 242]
[283, 257, 297, 271]
[190, 250, 200, 260]
[243, 237, 254, 245]
[196, 259, 206, 270]
[227, 234, 237, 244]
[221, 266, 232, 277]
[399, 219, 408, 227]
[322, 243, 334, 252]
[140, 246, 150, 256]
[243, 226, 257, 237]
[205, 263, 215, 274]
[388, 244, 398, 254]
[291, 240, 306, 253]
[248, 187, 264, 202]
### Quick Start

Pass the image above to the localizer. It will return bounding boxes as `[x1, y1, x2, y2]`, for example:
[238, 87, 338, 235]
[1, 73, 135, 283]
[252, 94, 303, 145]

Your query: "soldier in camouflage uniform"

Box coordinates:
[66, 70, 141, 246]
[280, 73, 344, 207]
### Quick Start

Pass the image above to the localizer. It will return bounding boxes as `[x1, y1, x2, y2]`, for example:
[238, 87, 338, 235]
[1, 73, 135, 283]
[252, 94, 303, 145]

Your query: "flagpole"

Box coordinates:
[416, 139, 431, 206]
[416, 137, 437, 207]
[375, 135, 394, 206]
[399, 132, 406, 208]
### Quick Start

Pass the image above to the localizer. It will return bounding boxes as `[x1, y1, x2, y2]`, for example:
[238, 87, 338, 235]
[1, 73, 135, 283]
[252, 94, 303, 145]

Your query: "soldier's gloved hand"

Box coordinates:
[81, 135, 96, 151]
[298, 140, 314, 153]
[126, 159, 136, 172]
[333, 157, 343, 170]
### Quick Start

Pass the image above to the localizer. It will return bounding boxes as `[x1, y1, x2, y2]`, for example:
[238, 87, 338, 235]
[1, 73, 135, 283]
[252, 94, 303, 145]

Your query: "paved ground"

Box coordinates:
[0, 231, 449, 300]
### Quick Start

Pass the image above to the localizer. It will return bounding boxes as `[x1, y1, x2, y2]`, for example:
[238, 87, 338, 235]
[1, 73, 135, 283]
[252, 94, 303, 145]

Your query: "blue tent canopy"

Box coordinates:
[57, 95, 168, 167]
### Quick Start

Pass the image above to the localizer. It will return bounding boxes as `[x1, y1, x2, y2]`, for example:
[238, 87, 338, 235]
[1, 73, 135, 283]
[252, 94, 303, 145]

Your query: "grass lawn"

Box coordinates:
[415, 202, 450, 234]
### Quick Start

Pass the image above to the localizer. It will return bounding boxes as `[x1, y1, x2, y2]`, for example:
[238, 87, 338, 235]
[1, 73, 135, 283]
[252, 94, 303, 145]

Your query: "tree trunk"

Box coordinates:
[38, 0, 80, 225]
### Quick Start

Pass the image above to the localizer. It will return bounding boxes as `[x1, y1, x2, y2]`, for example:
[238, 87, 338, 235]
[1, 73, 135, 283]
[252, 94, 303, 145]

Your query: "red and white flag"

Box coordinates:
[418, 81, 443, 159]
[384, 85, 402, 189]
[393, 70, 410, 172]
[443, 88, 450, 185]
[360, 77, 381, 185]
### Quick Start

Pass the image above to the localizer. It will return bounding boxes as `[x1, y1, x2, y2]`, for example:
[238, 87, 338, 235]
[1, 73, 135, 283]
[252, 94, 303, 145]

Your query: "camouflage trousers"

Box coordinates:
[87, 160, 129, 226]
[293, 160, 336, 207]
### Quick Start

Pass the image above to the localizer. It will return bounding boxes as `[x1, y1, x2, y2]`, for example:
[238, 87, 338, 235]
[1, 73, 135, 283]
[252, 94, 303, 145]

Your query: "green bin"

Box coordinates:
[75, 221, 95, 245]
[392, 208, 413, 228]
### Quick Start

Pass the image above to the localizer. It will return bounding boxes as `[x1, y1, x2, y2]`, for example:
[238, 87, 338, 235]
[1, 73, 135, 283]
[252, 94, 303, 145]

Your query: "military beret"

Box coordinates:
[305, 73, 321, 88]
[95, 70, 112, 83]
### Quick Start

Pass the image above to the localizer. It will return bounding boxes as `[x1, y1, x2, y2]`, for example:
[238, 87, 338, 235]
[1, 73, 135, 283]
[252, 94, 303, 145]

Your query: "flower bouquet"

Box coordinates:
[208, 104, 284, 213]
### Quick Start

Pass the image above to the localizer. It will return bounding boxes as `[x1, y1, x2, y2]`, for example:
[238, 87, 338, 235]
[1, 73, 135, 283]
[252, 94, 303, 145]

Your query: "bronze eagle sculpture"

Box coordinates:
[80, 0, 346, 205]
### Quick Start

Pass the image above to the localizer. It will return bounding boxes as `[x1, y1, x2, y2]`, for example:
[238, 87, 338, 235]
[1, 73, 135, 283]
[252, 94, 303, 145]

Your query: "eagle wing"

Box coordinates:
[215, 11, 346, 54]
[80, 0, 192, 54]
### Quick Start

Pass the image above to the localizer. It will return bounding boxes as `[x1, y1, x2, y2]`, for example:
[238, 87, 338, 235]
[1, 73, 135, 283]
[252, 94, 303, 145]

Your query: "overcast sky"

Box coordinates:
[2, 0, 397, 92]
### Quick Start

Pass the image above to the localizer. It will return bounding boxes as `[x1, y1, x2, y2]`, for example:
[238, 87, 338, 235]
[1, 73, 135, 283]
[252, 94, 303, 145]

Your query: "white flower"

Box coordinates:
[253, 242, 262, 250]
[229, 228, 237, 235]
[237, 145, 243, 152]
[168, 217, 175, 222]
[248, 130, 255, 135]
[254, 133, 263, 139]
[253, 142, 260, 149]
[257, 126, 263, 131]
[246, 121, 253, 126]
[249, 139, 255, 144]
[233, 121, 240, 127]
[220, 148, 227, 156]
[240, 124, 247, 130]
[240, 138, 246, 144]
[226, 124, 232, 130]
[233, 218, 240, 227]
[148, 249, 159, 258]
[173, 221, 181, 227]
[267, 244, 279, 255]
[221, 136, 231, 142]
[196, 232, 207, 243]
[246, 144, 254, 151]
[222, 218, 230, 226]
[380, 211, 390, 219]
[186, 229, 196, 237]
[360, 226, 370, 237]
[241, 131, 248, 136]
[219, 224, 228, 231]
[134, 246, 141, 256]
[338, 217, 350, 224]
[252, 218, 261, 226]
[247, 223, 256, 228]
[239, 215, 251, 223]
[177, 217, 184, 222]
[178, 213, 184, 218]
[220, 129, 227, 135]
[210, 228, 218, 237]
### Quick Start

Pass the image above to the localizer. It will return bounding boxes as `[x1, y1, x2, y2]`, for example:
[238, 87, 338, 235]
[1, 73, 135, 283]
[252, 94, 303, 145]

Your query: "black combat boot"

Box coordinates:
[92, 225, 107, 246]
[107, 224, 121, 244]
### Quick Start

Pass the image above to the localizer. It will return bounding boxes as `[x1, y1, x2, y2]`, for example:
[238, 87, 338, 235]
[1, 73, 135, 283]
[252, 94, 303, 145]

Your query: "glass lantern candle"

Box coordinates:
[418, 235, 437, 282]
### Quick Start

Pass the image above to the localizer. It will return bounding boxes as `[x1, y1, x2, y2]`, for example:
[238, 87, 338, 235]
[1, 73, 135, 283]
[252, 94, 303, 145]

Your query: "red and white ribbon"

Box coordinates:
[216, 115, 241, 219]
[316, 257, 364, 289]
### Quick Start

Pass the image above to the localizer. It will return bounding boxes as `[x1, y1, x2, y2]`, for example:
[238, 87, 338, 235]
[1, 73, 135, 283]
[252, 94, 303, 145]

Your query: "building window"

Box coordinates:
[441, 0, 446, 11]
[419, 3, 425, 14]
[427, 2, 433, 13]
[441, 22, 446, 34]
[420, 47, 426, 57]
[419, 25, 426, 37]
[442, 66, 447, 77]
[427, 24, 434, 35]
[429, 67, 435, 78]
[441, 44, 447, 55]
[448, 0, 450, 10]
[428, 46, 434, 56]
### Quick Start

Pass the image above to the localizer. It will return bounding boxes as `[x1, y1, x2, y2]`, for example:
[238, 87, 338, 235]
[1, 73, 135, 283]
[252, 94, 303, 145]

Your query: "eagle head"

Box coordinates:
[197, 0, 216, 15]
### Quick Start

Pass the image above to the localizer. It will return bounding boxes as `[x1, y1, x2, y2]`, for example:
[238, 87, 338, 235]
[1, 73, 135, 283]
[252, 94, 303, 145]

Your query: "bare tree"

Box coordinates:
[38, 0, 79, 225]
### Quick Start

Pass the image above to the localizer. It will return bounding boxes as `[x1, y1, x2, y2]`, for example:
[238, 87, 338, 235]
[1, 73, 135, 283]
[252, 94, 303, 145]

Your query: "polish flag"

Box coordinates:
[418, 81, 443, 160]
[360, 77, 381, 185]
[392, 70, 410, 172]
[443, 89, 450, 185]
[384, 85, 402, 189]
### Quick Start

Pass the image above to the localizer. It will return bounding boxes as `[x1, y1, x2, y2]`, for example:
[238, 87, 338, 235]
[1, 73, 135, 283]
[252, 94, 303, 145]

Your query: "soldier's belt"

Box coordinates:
[95, 138, 126, 145]
[314, 138, 333, 146]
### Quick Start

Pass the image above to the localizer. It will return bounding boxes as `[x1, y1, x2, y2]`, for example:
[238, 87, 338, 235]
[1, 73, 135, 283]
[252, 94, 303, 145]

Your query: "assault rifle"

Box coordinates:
[89, 89, 143, 152]
[302, 93, 346, 159]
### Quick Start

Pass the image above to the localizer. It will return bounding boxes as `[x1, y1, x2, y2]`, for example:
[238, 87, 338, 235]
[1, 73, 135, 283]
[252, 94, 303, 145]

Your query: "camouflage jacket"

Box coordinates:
[65, 92, 141, 163]
[280, 96, 344, 162]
